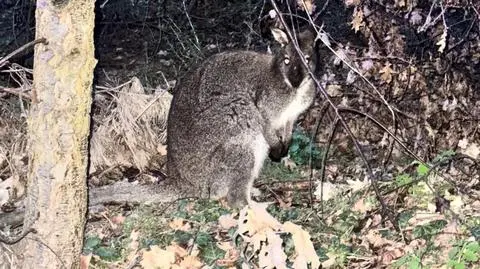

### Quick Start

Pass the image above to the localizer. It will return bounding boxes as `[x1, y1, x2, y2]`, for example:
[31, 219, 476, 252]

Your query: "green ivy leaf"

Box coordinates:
[174, 230, 193, 244]
[83, 236, 101, 254]
[290, 143, 300, 153]
[94, 246, 119, 261]
[396, 174, 413, 186]
[416, 163, 429, 177]
[463, 249, 478, 262]
[196, 232, 212, 247]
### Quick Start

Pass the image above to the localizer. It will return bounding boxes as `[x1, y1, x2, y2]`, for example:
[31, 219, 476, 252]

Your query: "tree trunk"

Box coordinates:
[19, 0, 96, 268]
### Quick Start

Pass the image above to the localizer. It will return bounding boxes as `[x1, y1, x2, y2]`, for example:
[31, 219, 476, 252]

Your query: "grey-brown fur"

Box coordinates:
[166, 28, 318, 208]
[88, 28, 318, 208]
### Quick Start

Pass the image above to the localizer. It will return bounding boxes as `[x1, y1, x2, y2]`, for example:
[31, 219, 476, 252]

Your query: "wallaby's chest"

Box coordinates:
[271, 78, 315, 129]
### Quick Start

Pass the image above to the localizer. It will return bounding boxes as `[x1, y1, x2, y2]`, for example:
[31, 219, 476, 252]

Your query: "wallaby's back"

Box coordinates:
[167, 28, 318, 207]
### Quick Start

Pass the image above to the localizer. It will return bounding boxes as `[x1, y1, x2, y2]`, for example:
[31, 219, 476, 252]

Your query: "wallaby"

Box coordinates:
[89, 27, 318, 208]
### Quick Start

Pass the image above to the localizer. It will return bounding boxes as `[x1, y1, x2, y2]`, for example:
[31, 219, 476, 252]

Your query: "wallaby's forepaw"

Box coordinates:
[269, 143, 289, 162]
[250, 187, 262, 197]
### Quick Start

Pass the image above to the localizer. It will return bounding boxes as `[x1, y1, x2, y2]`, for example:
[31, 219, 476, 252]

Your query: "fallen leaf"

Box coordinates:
[434, 220, 460, 249]
[297, 0, 315, 14]
[179, 255, 203, 269]
[394, 0, 406, 8]
[346, 179, 369, 193]
[238, 202, 282, 253]
[238, 202, 282, 237]
[326, 84, 343, 97]
[407, 212, 444, 226]
[321, 252, 338, 268]
[169, 218, 191, 231]
[458, 138, 469, 149]
[409, 10, 423, 25]
[345, 0, 361, 6]
[258, 230, 288, 269]
[445, 193, 464, 214]
[365, 230, 390, 248]
[352, 198, 373, 213]
[313, 181, 341, 201]
[166, 244, 189, 258]
[379, 62, 394, 83]
[283, 222, 320, 269]
[351, 7, 365, 33]
[381, 247, 404, 265]
[218, 214, 238, 230]
[216, 244, 240, 267]
[462, 142, 479, 159]
[141, 245, 176, 269]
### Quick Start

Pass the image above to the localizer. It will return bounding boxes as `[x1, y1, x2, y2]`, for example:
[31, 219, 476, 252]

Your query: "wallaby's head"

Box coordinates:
[271, 28, 317, 88]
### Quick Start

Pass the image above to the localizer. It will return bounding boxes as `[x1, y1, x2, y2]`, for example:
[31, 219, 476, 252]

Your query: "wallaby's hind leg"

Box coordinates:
[224, 153, 255, 208]
[209, 135, 269, 208]
[227, 135, 269, 208]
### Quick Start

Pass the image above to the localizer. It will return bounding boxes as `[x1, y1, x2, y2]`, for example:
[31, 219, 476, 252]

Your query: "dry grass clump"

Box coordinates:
[89, 77, 172, 177]
[0, 76, 172, 204]
[0, 98, 28, 203]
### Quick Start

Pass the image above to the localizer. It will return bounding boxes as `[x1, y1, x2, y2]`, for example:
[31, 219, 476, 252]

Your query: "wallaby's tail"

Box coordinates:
[88, 180, 181, 207]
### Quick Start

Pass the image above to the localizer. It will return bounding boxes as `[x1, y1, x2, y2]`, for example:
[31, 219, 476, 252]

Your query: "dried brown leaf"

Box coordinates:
[297, 0, 315, 14]
[258, 230, 288, 269]
[345, 0, 361, 6]
[283, 222, 320, 269]
[179, 255, 203, 269]
[351, 8, 365, 33]
[168, 218, 191, 231]
[218, 214, 238, 230]
[379, 62, 394, 83]
[141, 246, 176, 269]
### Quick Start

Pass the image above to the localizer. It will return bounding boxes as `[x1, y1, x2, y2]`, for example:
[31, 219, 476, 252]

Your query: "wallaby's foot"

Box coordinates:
[226, 190, 249, 209]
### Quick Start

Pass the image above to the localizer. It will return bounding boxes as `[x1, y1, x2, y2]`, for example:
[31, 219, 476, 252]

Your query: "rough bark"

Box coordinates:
[18, 0, 97, 268]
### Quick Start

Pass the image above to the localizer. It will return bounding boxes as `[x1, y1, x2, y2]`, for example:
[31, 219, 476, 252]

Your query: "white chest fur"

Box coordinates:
[272, 78, 314, 130]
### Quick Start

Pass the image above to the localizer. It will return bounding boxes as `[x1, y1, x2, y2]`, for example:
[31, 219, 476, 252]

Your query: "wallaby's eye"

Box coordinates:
[284, 56, 290, 65]
[305, 55, 310, 63]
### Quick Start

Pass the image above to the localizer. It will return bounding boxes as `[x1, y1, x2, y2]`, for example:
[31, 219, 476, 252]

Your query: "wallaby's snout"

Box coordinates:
[166, 26, 319, 208]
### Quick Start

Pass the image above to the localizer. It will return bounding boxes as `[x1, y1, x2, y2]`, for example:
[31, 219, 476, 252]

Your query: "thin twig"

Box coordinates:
[0, 38, 47, 69]
[95, 79, 134, 93]
[270, 0, 399, 231]
[308, 102, 330, 207]
[0, 87, 31, 100]
[182, 0, 201, 52]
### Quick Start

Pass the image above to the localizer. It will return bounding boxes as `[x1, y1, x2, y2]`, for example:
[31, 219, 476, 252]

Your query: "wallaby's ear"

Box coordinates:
[299, 27, 317, 45]
[271, 28, 289, 46]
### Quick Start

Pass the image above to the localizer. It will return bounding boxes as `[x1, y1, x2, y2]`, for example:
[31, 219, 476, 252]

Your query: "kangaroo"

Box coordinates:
[89, 27, 318, 208]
